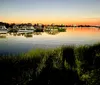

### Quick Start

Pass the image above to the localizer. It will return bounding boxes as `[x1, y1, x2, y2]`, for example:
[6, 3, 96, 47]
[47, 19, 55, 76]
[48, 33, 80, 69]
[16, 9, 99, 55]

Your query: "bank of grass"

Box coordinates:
[0, 43, 100, 85]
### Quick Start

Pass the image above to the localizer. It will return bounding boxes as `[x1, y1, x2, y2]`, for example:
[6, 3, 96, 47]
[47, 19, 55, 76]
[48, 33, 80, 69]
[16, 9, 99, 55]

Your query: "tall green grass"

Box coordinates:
[0, 43, 100, 85]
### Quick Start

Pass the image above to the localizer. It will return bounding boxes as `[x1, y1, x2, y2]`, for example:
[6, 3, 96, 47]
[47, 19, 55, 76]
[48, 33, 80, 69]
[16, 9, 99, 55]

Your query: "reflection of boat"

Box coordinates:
[47, 32, 59, 35]
[45, 28, 58, 32]
[0, 34, 7, 38]
[24, 34, 33, 38]
[0, 26, 8, 33]
[33, 32, 42, 35]
[0, 35, 6, 38]
[16, 33, 22, 36]
[45, 29, 59, 35]
[13, 33, 17, 36]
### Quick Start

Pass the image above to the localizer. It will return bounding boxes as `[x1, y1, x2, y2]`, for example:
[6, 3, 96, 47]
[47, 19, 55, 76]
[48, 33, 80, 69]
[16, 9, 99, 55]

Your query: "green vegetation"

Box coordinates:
[58, 27, 66, 32]
[8, 28, 18, 32]
[0, 43, 100, 85]
[34, 29, 43, 32]
[45, 27, 66, 35]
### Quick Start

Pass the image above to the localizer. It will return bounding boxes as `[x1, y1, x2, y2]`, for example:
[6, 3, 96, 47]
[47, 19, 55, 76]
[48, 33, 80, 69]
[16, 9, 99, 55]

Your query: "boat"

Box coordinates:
[0, 26, 8, 33]
[18, 27, 35, 33]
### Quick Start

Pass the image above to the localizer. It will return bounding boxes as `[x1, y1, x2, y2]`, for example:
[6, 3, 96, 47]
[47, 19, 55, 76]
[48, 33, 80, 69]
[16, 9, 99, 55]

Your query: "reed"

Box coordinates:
[0, 43, 100, 85]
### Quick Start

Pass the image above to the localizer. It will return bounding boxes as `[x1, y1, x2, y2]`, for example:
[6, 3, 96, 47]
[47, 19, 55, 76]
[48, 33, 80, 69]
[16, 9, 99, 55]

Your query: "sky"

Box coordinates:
[0, 0, 100, 25]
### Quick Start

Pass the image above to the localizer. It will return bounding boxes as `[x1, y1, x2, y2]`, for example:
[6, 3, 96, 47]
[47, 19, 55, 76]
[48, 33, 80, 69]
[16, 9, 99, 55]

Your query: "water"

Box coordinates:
[0, 27, 100, 55]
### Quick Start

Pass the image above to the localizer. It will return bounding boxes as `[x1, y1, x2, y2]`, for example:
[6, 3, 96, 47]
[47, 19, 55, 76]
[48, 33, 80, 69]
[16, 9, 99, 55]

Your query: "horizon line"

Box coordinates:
[0, 21, 99, 25]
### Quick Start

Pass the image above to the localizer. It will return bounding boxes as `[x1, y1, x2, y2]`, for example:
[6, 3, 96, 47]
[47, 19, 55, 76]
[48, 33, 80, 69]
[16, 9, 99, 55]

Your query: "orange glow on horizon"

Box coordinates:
[57, 27, 100, 38]
[1, 17, 100, 25]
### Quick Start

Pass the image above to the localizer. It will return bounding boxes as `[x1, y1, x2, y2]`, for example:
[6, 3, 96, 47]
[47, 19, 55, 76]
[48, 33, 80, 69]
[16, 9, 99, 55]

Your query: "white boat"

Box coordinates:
[0, 26, 8, 33]
[18, 27, 35, 33]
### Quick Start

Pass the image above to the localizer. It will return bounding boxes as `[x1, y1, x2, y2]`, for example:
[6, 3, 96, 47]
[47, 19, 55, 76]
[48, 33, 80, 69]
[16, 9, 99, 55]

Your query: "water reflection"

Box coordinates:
[33, 32, 42, 35]
[24, 34, 33, 38]
[0, 35, 6, 38]
[46, 30, 59, 35]
[0, 33, 7, 38]
[2, 31, 62, 37]
[0, 27, 100, 55]
[1, 27, 100, 38]
[1, 27, 100, 37]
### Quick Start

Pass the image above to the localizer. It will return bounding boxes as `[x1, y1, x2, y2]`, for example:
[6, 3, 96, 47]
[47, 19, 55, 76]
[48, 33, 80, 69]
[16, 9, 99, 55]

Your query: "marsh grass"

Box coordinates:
[0, 43, 100, 85]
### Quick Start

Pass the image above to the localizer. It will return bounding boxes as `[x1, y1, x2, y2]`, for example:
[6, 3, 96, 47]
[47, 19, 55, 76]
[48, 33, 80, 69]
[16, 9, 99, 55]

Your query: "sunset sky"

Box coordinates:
[0, 0, 100, 25]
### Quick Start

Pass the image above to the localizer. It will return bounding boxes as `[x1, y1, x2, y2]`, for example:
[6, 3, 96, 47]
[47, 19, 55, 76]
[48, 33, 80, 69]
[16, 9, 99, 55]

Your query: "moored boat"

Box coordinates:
[18, 28, 35, 33]
[0, 26, 8, 33]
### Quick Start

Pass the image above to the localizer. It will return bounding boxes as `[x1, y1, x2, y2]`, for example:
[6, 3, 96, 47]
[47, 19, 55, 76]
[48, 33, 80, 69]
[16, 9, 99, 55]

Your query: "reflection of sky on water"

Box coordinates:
[0, 27, 100, 55]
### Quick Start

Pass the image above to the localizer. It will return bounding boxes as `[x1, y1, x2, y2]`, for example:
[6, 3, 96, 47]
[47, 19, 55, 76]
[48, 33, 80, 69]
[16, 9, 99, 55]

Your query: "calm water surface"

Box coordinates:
[0, 27, 100, 55]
